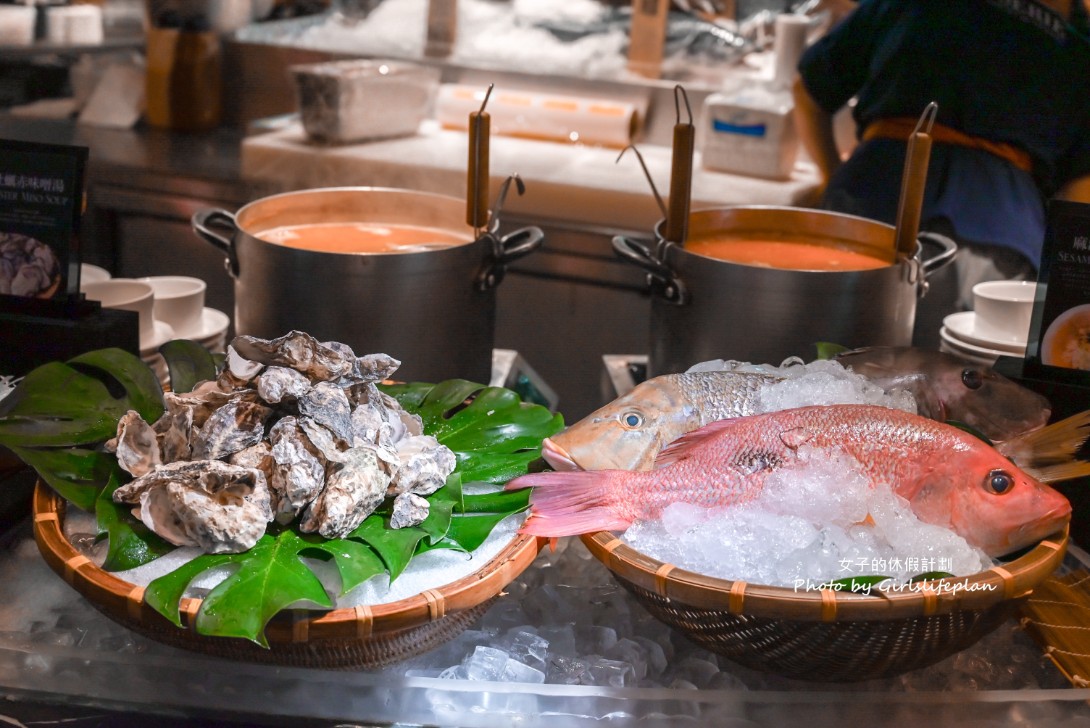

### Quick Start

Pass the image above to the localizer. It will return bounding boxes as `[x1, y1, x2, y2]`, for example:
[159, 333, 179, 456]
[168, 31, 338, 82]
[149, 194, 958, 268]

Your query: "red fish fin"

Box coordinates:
[995, 410, 1090, 480]
[654, 418, 742, 470]
[509, 470, 630, 537]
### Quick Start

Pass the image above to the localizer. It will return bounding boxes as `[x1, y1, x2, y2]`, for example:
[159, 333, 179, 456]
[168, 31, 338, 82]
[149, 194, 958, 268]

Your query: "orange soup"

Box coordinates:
[256, 222, 470, 254]
[685, 237, 890, 271]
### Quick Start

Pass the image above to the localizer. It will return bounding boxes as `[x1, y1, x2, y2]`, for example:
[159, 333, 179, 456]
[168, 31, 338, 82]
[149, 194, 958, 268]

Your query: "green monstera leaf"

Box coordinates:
[2, 344, 562, 646]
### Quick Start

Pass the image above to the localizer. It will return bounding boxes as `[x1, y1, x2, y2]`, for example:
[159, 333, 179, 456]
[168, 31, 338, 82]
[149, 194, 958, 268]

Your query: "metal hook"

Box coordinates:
[616, 145, 668, 221]
[478, 83, 494, 114]
[487, 174, 525, 236]
[674, 85, 694, 126]
[913, 101, 938, 136]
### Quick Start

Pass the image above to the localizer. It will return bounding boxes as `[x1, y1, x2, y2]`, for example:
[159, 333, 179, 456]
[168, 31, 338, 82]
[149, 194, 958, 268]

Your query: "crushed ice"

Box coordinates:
[623, 358, 992, 587]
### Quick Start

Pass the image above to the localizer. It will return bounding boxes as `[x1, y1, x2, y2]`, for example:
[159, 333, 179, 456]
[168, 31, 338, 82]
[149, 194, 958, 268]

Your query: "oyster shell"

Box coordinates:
[298, 416, 346, 464]
[108, 410, 161, 477]
[390, 492, 430, 529]
[255, 366, 311, 404]
[191, 400, 271, 461]
[217, 347, 265, 390]
[113, 460, 273, 554]
[299, 381, 354, 445]
[268, 416, 326, 522]
[154, 404, 194, 463]
[387, 435, 457, 498]
[231, 330, 355, 382]
[301, 446, 391, 538]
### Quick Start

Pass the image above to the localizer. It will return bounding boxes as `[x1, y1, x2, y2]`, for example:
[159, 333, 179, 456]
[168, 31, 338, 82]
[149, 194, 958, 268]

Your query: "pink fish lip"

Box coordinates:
[541, 437, 583, 472]
[1002, 503, 1072, 553]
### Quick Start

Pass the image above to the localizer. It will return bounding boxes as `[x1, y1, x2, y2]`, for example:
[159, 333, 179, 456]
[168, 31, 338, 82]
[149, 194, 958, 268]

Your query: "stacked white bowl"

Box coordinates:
[80, 269, 230, 385]
[940, 280, 1036, 366]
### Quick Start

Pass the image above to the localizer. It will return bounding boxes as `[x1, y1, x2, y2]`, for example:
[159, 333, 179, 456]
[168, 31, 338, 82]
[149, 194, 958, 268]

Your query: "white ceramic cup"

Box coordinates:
[138, 275, 207, 337]
[972, 280, 1036, 344]
[83, 279, 156, 343]
[80, 263, 112, 285]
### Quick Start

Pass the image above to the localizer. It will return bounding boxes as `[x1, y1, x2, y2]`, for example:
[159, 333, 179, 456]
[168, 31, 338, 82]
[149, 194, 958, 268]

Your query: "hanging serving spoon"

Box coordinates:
[893, 101, 938, 260]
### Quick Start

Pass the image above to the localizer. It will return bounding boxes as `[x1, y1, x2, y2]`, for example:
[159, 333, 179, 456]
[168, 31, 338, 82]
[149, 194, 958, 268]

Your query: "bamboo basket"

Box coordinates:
[581, 525, 1069, 682]
[33, 483, 543, 669]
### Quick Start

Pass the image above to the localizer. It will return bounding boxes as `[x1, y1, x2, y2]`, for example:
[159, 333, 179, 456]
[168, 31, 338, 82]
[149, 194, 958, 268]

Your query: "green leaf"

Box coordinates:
[96, 473, 174, 572]
[160, 340, 219, 395]
[195, 530, 333, 646]
[348, 515, 427, 581]
[814, 342, 850, 360]
[945, 420, 993, 445]
[0, 350, 163, 447]
[9, 445, 115, 511]
[299, 536, 385, 595]
[827, 575, 891, 594]
[381, 380, 564, 484]
[460, 488, 530, 514]
[444, 511, 517, 553]
[145, 552, 239, 628]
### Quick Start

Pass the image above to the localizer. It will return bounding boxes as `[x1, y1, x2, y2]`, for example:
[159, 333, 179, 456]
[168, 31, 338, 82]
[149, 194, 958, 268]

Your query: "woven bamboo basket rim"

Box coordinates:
[579, 522, 1069, 623]
[32, 482, 543, 644]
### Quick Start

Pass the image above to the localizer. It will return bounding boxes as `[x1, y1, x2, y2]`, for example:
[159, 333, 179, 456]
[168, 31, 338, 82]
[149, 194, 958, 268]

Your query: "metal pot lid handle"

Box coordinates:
[192, 208, 241, 279]
[912, 231, 958, 299]
[612, 235, 688, 305]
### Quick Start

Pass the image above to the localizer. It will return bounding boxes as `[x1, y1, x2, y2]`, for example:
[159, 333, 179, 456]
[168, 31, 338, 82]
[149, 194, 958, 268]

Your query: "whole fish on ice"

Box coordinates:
[512, 404, 1071, 557]
[542, 347, 1088, 481]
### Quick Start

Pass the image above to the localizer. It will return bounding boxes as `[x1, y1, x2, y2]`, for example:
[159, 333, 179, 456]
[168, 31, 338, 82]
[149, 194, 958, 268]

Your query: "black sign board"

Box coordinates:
[1025, 198, 1090, 384]
[0, 139, 88, 306]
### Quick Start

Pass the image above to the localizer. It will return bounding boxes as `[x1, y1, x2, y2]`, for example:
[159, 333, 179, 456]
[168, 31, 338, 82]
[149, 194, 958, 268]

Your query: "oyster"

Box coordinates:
[388, 435, 457, 498]
[108, 410, 162, 477]
[298, 417, 346, 464]
[299, 381, 354, 445]
[113, 460, 273, 554]
[191, 399, 271, 461]
[301, 447, 391, 538]
[255, 366, 311, 404]
[218, 347, 265, 390]
[154, 404, 194, 463]
[390, 492, 430, 529]
[268, 416, 326, 522]
[229, 441, 280, 491]
[231, 331, 355, 382]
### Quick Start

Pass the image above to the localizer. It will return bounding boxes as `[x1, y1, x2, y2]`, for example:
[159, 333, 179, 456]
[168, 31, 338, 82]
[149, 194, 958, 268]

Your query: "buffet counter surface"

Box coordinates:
[241, 121, 822, 231]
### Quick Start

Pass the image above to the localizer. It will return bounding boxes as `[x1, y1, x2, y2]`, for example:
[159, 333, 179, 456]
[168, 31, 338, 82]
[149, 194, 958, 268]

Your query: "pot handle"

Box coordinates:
[612, 235, 688, 304]
[192, 208, 241, 279]
[917, 231, 958, 277]
[477, 226, 545, 291]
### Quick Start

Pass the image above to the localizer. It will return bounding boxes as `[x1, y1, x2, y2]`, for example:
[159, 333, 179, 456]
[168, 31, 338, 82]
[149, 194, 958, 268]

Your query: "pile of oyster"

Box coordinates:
[106, 331, 457, 554]
[1, 233, 60, 297]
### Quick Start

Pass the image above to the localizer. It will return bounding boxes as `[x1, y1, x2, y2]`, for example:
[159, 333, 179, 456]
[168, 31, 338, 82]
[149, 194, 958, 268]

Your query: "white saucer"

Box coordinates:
[187, 307, 230, 343]
[939, 326, 1014, 361]
[942, 311, 1027, 353]
[140, 320, 176, 354]
[938, 339, 997, 368]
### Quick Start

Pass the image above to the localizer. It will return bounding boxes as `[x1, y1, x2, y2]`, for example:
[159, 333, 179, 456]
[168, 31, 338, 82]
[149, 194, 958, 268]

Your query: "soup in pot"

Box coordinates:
[685, 236, 890, 271]
[255, 222, 470, 254]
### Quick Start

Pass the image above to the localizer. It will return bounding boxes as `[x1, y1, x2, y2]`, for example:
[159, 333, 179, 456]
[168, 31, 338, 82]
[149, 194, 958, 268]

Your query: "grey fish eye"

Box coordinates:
[961, 368, 984, 390]
[985, 469, 1013, 495]
[621, 412, 643, 429]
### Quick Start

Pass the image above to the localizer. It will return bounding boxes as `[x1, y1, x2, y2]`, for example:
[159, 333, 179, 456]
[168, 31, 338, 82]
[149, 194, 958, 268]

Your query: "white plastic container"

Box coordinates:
[290, 59, 440, 144]
[700, 86, 799, 180]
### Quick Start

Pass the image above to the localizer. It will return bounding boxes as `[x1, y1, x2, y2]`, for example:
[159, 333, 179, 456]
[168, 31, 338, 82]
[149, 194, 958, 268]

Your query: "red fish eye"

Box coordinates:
[621, 412, 643, 429]
[985, 469, 1014, 495]
[961, 368, 984, 390]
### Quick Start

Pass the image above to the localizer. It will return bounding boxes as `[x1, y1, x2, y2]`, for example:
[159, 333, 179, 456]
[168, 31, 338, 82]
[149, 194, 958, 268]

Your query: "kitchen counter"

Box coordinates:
[242, 121, 822, 231]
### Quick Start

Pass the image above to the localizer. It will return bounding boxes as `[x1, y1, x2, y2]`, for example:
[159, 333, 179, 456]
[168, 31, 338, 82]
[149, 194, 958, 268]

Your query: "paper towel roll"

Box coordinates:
[436, 84, 639, 149]
[772, 14, 810, 90]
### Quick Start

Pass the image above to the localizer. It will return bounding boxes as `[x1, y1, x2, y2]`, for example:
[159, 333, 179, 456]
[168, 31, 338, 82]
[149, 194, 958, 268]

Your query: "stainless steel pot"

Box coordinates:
[613, 206, 957, 377]
[193, 186, 543, 383]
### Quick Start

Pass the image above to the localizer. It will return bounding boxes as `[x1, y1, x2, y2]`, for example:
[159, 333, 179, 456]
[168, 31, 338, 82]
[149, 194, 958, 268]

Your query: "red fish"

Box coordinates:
[508, 405, 1070, 557]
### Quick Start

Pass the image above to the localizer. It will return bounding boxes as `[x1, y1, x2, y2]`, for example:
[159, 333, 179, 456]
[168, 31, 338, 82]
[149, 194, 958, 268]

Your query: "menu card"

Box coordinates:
[0, 139, 88, 307]
[1026, 199, 1090, 383]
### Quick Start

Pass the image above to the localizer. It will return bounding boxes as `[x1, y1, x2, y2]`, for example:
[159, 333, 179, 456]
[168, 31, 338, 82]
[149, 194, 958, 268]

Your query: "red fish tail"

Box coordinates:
[506, 471, 631, 537]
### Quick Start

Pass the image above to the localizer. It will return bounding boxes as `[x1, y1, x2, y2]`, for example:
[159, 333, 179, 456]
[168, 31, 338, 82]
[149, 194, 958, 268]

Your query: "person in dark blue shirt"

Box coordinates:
[793, 0, 1090, 341]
